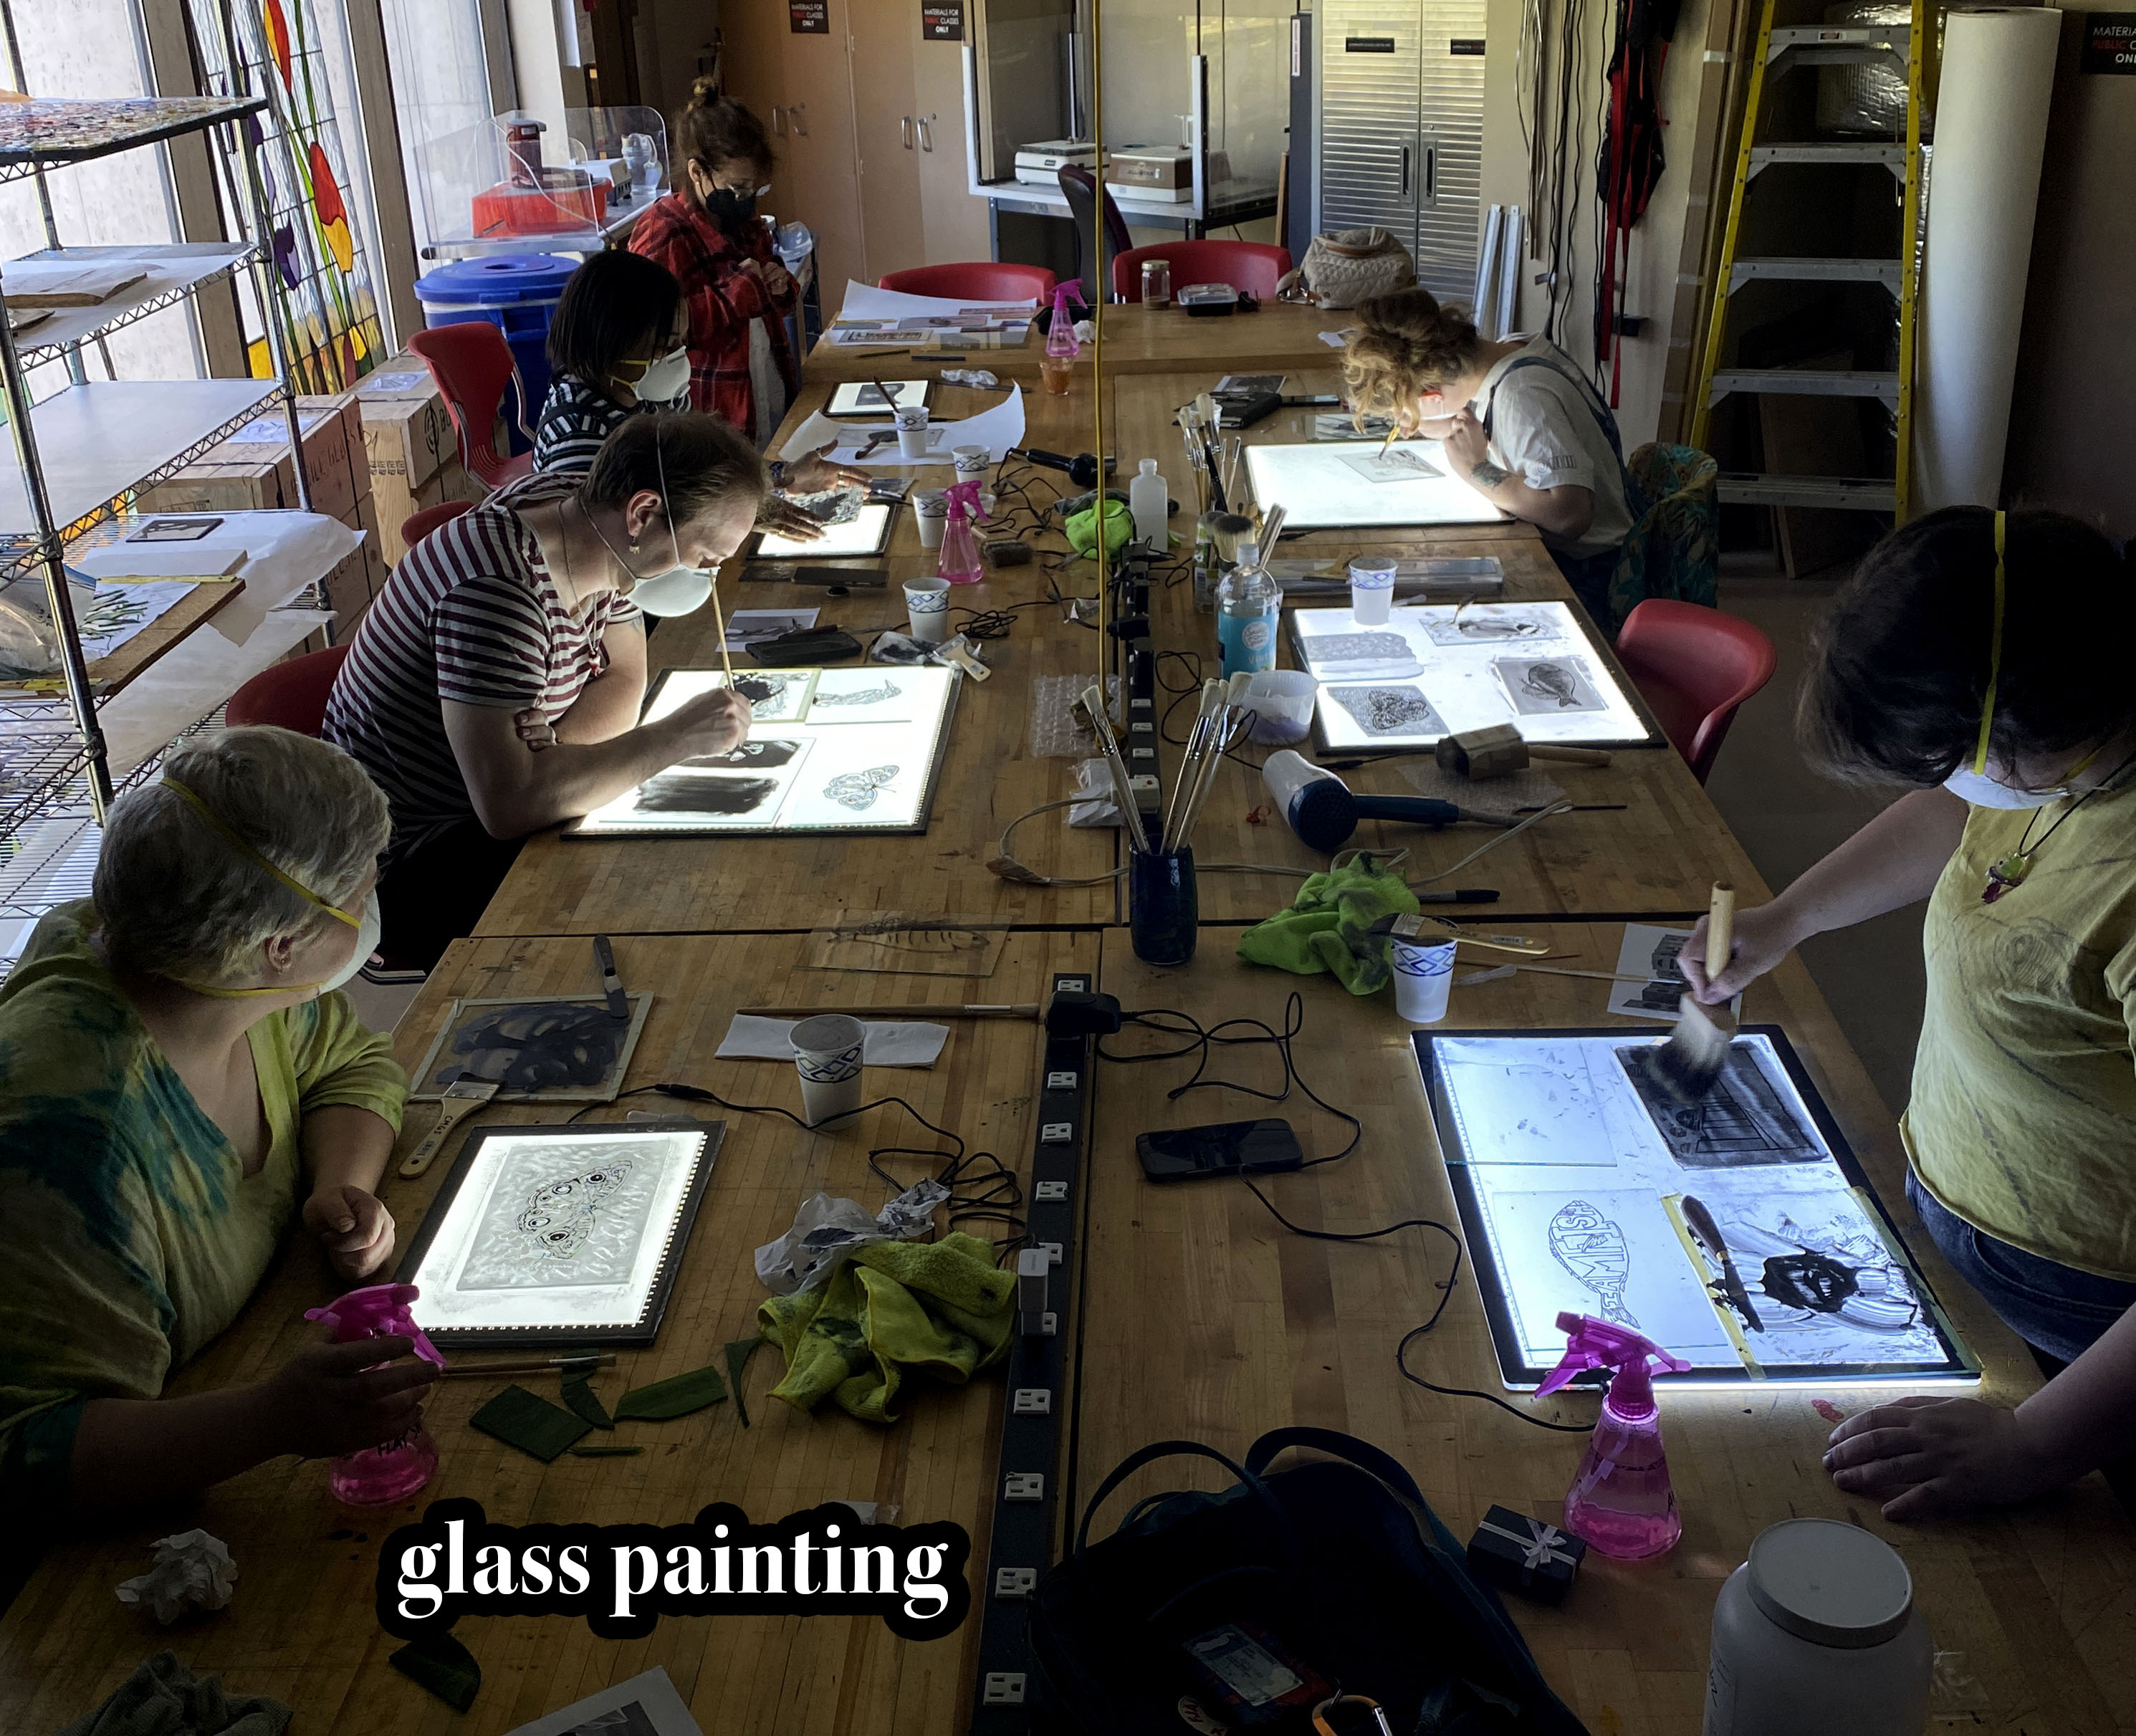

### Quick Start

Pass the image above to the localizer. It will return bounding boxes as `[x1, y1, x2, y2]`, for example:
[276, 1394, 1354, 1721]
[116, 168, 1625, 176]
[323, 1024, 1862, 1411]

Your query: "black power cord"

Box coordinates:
[1100, 994, 1594, 1434]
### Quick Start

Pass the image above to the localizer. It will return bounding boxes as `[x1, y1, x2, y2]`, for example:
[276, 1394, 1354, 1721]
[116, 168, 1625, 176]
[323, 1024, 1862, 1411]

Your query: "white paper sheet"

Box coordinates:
[1608, 923, 1743, 1023]
[67, 544, 246, 580]
[714, 1013, 949, 1067]
[724, 607, 818, 650]
[780, 386, 1026, 468]
[838, 279, 1040, 320]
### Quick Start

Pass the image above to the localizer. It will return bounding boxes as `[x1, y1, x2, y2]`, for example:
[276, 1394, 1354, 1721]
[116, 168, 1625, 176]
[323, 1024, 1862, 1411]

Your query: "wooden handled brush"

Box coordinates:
[1645, 883, 1738, 1108]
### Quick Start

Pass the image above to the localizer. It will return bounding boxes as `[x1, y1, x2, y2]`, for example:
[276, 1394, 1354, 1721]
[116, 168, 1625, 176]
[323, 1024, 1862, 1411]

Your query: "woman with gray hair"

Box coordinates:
[0, 726, 437, 1511]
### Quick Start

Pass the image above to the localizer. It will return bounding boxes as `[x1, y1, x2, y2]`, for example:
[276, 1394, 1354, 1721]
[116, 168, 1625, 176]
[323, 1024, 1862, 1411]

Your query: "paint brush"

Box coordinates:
[1644, 881, 1738, 1107]
[1366, 911, 1551, 956]
[1082, 683, 1151, 853]
[739, 1002, 1041, 1019]
[592, 934, 628, 1020]
[868, 377, 900, 413]
[1682, 1195, 1763, 1331]
[708, 566, 736, 685]
[439, 1353, 619, 1381]
[1163, 679, 1224, 849]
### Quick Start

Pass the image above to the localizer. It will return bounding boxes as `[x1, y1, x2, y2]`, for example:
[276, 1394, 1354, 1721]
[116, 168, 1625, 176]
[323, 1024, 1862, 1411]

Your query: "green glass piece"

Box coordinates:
[469, 1383, 591, 1462]
[613, 1363, 729, 1421]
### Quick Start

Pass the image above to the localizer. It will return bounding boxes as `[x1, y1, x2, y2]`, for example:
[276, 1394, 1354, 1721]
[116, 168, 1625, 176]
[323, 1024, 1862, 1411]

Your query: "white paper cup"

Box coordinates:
[792, 1013, 866, 1127]
[896, 405, 931, 459]
[1349, 557, 1398, 626]
[914, 490, 948, 549]
[952, 443, 990, 478]
[1391, 939, 1456, 1023]
[904, 576, 952, 643]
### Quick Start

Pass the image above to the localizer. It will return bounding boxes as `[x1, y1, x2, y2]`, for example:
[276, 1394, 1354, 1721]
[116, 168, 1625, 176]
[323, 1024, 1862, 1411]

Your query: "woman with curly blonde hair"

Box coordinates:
[1343, 288, 1636, 620]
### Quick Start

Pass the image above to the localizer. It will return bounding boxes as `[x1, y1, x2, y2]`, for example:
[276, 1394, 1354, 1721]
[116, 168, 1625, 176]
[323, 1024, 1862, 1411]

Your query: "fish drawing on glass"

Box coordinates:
[813, 678, 903, 708]
[732, 674, 804, 719]
[1721, 1209, 1923, 1334]
[1496, 656, 1606, 716]
[516, 1159, 634, 1262]
[1548, 1199, 1639, 1327]
[825, 765, 899, 810]
[1522, 663, 1581, 708]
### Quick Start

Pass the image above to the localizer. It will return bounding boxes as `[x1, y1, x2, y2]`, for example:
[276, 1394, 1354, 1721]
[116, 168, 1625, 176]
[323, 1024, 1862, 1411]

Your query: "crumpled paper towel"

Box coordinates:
[116, 1529, 237, 1624]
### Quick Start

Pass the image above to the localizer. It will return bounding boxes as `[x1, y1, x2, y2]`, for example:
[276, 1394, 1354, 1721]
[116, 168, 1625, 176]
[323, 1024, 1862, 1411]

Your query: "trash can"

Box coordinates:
[412, 254, 579, 452]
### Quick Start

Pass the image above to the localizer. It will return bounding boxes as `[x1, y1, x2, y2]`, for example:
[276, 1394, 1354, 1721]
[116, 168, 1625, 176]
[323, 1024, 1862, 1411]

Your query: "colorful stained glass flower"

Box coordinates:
[309, 142, 354, 274]
[264, 0, 292, 91]
[271, 224, 299, 289]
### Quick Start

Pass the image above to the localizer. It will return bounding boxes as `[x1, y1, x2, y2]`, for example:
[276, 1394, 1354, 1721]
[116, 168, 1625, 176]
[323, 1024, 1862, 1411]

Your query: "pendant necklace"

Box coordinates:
[1981, 747, 2136, 903]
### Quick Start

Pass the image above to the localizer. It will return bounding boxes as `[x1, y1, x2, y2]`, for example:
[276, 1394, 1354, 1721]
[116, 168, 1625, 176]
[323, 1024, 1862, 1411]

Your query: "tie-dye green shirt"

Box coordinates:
[0, 903, 406, 1498]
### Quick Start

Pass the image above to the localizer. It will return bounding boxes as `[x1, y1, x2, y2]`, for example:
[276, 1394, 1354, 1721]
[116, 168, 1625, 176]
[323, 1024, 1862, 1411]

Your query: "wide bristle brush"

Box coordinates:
[1643, 883, 1738, 1107]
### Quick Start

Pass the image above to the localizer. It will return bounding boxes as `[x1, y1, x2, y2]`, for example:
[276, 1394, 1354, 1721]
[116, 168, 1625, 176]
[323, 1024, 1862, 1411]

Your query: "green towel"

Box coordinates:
[1235, 851, 1419, 994]
[759, 1232, 1015, 1424]
[59, 1653, 290, 1736]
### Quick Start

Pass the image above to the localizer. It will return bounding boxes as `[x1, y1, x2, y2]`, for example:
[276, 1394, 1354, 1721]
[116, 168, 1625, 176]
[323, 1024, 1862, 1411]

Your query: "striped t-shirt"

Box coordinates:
[322, 472, 641, 854]
[531, 371, 686, 476]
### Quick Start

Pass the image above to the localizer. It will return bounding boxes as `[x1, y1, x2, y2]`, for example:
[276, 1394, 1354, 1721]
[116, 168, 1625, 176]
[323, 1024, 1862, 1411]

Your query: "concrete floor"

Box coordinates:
[1702, 573, 1927, 1118]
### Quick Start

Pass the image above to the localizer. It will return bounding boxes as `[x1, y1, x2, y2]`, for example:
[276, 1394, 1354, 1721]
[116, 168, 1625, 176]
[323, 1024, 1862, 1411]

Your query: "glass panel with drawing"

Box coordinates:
[568, 665, 959, 837]
[1414, 1027, 1977, 1388]
[1289, 601, 1657, 750]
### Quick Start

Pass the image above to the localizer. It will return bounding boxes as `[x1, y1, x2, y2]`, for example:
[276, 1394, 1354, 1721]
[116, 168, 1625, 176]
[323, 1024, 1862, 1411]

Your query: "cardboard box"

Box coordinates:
[326, 496, 391, 626]
[137, 395, 363, 522]
[373, 459, 482, 561]
[355, 354, 454, 491]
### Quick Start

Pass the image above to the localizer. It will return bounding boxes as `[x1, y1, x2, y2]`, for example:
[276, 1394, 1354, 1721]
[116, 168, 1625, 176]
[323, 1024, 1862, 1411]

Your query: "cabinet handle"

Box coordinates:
[790, 102, 810, 138]
[772, 106, 785, 136]
[919, 113, 937, 153]
[1400, 145, 1411, 197]
[901, 115, 914, 150]
[1424, 143, 1437, 200]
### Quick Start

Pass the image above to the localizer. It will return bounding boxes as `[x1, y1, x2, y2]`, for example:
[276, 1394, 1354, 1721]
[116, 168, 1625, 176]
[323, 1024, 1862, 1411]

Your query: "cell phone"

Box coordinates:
[1136, 1118, 1304, 1183]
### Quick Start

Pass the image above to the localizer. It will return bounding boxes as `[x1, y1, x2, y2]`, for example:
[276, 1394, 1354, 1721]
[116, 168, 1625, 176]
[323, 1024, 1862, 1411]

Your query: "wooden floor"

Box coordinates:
[6, 310, 2133, 1735]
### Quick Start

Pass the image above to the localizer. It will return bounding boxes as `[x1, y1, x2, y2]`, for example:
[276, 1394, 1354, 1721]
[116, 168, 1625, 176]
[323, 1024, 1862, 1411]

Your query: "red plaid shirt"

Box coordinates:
[628, 193, 798, 438]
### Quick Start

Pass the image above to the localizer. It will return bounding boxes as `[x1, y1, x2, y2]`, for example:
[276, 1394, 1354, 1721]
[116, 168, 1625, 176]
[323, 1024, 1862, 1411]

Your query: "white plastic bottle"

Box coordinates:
[1130, 458, 1169, 548]
[1215, 542, 1280, 678]
[1705, 1519, 1931, 1736]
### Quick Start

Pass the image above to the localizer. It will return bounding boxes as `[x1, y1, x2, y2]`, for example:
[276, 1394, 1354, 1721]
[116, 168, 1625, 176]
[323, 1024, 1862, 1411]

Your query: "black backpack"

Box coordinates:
[1027, 1429, 1589, 1735]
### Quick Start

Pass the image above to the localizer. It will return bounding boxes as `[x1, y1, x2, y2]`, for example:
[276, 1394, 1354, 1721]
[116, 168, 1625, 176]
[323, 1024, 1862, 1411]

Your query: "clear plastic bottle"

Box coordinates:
[1536, 1310, 1692, 1560]
[1215, 540, 1280, 678]
[1129, 458, 1169, 548]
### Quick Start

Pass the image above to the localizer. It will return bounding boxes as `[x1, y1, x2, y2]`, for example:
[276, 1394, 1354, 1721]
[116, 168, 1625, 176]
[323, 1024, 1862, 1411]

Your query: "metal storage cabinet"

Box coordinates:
[1318, 0, 1487, 301]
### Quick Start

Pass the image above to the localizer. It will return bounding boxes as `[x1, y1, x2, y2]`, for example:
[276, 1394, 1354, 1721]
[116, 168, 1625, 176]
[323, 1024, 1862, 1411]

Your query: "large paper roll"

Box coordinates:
[1915, 7, 2061, 512]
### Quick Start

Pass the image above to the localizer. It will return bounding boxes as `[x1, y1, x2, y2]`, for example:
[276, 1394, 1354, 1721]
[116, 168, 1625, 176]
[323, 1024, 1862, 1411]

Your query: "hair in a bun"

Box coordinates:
[675, 88, 773, 177]
[1341, 287, 1483, 427]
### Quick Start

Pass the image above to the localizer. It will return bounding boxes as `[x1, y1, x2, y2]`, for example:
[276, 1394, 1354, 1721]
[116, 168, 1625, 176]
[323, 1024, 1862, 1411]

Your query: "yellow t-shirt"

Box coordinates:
[1903, 775, 2136, 1277]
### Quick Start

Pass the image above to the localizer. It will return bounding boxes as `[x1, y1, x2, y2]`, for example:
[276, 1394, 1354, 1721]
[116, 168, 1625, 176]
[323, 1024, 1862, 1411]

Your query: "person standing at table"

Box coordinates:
[1341, 287, 1635, 623]
[324, 414, 762, 969]
[0, 726, 437, 1510]
[628, 84, 796, 446]
[1675, 507, 2136, 1520]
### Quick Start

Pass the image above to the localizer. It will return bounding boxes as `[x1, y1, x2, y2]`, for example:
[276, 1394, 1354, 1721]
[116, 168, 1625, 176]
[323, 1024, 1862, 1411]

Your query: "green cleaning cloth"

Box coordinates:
[760, 1232, 1015, 1424]
[1235, 850, 1420, 994]
[1065, 498, 1134, 559]
[59, 1654, 290, 1736]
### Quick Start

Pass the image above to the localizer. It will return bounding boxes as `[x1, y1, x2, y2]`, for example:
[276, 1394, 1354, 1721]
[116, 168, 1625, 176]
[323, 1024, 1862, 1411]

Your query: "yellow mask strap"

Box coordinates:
[1970, 511, 2006, 777]
[160, 775, 360, 929]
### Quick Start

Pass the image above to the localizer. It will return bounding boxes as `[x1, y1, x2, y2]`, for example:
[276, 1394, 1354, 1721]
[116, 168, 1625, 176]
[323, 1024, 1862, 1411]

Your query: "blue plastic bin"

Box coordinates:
[412, 254, 580, 454]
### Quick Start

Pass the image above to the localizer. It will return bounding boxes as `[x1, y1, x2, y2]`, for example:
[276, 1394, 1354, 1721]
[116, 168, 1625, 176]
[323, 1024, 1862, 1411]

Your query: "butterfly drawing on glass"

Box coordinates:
[825, 765, 900, 810]
[515, 1160, 635, 1262]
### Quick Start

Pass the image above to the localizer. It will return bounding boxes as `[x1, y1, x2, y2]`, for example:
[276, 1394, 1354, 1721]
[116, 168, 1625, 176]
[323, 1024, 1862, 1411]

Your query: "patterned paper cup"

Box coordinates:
[792, 1014, 866, 1127]
[1391, 938, 1457, 1024]
[904, 577, 952, 644]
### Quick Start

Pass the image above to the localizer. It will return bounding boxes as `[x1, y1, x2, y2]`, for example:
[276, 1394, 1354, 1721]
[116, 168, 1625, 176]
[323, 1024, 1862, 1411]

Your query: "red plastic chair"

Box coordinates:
[1613, 599, 1778, 785]
[1113, 240, 1294, 303]
[878, 263, 1056, 303]
[407, 323, 535, 491]
[401, 499, 475, 550]
[224, 643, 352, 737]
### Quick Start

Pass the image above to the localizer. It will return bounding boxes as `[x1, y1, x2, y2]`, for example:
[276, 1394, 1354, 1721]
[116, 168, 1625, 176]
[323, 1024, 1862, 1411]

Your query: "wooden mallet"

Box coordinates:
[1435, 723, 1611, 780]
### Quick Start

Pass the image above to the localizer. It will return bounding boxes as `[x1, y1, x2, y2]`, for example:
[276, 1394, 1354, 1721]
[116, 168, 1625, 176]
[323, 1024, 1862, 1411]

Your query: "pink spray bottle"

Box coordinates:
[303, 1282, 446, 1506]
[1040, 282, 1086, 393]
[938, 477, 987, 585]
[1536, 1310, 1692, 1560]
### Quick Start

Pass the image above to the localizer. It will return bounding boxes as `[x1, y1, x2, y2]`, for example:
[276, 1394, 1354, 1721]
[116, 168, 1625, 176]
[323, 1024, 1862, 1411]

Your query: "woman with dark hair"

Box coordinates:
[533, 250, 692, 475]
[1677, 505, 2136, 1520]
[1343, 286, 1635, 620]
[325, 413, 767, 967]
[628, 85, 797, 445]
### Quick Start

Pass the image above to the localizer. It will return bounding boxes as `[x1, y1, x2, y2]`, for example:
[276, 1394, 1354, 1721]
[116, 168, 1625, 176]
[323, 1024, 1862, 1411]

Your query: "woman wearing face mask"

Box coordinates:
[0, 726, 440, 1511]
[1675, 506, 2136, 1520]
[628, 84, 796, 446]
[325, 413, 764, 968]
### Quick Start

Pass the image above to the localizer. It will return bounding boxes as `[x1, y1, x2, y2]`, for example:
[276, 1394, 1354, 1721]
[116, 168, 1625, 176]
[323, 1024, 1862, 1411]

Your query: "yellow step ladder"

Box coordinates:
[1689, 0, 1926, 522]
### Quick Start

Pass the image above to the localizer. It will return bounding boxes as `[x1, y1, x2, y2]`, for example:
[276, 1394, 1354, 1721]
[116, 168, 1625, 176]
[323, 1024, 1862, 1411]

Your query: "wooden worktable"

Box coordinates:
[0, 930, 1095, 1736]
[804, 300, 1349, 385]
[1073, 929, 2136, 1729]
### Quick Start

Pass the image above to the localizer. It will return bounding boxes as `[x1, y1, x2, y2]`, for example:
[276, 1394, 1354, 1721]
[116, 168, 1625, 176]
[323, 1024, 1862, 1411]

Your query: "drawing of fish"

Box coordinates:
[515, 1160, 633, 1261]
[1548, 1199, 1639, 1327]
[813, 678, 903, 708]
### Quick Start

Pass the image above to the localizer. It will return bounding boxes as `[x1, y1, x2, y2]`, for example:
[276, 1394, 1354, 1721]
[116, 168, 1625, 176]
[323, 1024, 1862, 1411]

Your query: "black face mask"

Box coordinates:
[704, 185, 757, 230]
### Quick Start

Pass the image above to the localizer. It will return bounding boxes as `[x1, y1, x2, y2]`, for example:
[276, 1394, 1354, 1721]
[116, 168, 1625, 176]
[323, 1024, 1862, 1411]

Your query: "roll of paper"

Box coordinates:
[1915, 7, 2061, 512]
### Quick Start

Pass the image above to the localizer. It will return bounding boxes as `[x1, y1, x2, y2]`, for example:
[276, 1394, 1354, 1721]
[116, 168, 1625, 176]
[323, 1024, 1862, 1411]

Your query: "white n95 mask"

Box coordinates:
[1942, 767, 2066, 810]
[628, 564, 713, 616]
[633, 346, 691, 404]
[315, 891, 383, 994]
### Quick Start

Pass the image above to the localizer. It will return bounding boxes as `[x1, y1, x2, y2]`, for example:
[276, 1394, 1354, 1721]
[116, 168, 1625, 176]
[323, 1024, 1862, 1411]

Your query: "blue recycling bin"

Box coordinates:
[413, 254, 580, 454]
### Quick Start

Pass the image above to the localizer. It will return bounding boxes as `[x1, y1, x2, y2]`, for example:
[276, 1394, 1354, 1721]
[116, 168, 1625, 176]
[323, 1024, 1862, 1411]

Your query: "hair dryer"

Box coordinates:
[1019, 448, 1118, 489]
[1261, 750, 1511, 853]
